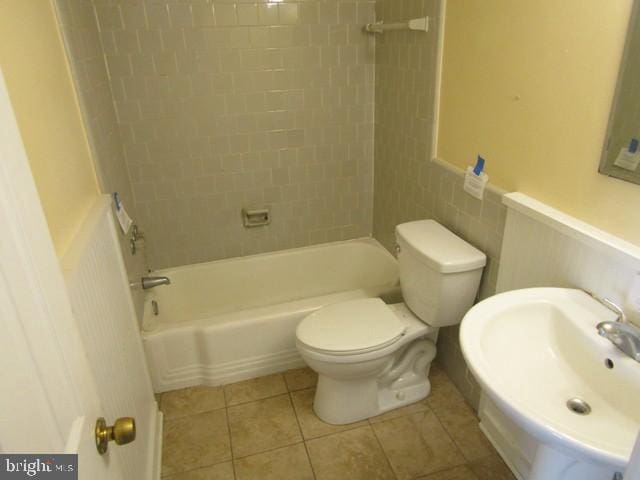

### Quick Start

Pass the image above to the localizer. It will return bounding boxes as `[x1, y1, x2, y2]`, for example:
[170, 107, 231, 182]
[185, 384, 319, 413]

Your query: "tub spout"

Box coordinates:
[141, 276, 171, 290]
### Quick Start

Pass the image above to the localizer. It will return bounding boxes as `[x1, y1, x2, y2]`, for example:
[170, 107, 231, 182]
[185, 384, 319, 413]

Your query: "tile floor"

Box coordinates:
[159, 365, 516, 480]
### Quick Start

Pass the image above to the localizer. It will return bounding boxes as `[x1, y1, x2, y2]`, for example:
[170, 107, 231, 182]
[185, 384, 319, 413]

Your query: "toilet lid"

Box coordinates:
[296, 298, 406, 355]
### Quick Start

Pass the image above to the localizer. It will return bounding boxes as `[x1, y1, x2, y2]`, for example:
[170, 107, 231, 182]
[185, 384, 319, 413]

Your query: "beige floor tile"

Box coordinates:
[162, 410, 231, 476]
[432, 399, 494, 462]
[469, 454, 516, 480]
[161, 386, 225, 420]
[283, 367, 318, 391]
[426, 365, 466, 411]
[369, 397, 431, 424]
[417, 465, 479, 480]
[306, 425, 395, 480]
[162, 461, 235, 480]
[290, 388, 368, 439]
[371, 410, 465, 480]
[224, 373, 287, 406]
[228, 393, 302, 457]
[234, 443, 314, 480]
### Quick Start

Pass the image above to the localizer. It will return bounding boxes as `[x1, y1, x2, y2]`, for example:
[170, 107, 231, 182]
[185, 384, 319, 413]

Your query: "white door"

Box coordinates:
[0, 69, 160, 479]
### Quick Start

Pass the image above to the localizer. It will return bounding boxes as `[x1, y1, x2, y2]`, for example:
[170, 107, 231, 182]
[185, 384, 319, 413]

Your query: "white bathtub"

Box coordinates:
[142, 238, 400, 392]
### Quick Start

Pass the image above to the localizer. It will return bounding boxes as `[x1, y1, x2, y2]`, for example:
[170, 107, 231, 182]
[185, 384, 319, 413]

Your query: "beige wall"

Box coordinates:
[438, 0, 640, 246]
[0, 0, 99, 256]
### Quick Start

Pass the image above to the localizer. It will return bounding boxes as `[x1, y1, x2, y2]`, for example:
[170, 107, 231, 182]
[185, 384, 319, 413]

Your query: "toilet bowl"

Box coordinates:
[295, 220, 486, 425]
[297, 299, 438, 424]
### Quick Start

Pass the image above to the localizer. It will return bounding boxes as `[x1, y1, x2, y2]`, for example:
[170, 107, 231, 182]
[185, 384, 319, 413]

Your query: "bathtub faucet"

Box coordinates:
[141, 276, 171, 290]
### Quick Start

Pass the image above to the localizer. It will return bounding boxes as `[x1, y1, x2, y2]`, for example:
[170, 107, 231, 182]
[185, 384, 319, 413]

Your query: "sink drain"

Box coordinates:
[566, 398, 591, 415]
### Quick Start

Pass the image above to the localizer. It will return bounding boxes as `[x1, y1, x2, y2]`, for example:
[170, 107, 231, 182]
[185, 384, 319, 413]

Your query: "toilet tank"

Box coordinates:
[395, 220, 486, 327]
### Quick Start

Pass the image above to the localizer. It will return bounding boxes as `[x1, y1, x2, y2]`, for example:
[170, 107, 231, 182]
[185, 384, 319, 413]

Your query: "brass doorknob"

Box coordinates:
[95, 417, 136, 455]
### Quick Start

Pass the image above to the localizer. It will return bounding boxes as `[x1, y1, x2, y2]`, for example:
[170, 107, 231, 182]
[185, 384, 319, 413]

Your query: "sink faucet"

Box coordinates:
[597, 321, 640, 362]
[140, 276, 171, 290]
[584, 291, 640, 362]
[582, 290, 627, 323]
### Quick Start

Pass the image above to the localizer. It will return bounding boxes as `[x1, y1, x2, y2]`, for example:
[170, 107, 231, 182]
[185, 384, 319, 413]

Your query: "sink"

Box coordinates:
[460, 287, 640, 479]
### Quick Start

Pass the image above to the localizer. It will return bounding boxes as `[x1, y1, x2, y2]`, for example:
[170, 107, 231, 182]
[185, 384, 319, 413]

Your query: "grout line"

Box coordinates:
[300, 422, 367, 443]
[290, 391, 318, 480]
[225, 389, 290, 409]
[224, 406, 238, 480]
[228, 393, 305, 461]
[430, 406, 469, 467]
[423, 464, 482, 480]
[160, 406, 234, 478]
[232, 440, 308, 461]
[288, 388, 367, 442]
[368, 421, 399, 480]
[367, 400, 432, 426]
[223, 373, 288, 408]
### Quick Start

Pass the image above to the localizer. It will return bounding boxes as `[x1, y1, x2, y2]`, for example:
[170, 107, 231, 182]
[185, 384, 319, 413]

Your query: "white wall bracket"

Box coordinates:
[365, 16, 429, 34]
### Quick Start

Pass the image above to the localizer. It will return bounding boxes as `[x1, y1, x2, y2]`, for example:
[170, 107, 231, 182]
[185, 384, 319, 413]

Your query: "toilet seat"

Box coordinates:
[296, 298, 406, 356]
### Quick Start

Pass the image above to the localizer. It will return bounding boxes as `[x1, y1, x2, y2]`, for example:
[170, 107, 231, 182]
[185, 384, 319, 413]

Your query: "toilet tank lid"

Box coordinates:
[395, 220, 486, 273]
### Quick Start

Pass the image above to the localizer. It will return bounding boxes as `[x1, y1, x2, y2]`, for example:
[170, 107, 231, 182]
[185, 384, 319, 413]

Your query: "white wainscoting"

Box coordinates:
[480, 192, 640, 480]
[62, 196, 161, 480]
[497, 192, 640, 324]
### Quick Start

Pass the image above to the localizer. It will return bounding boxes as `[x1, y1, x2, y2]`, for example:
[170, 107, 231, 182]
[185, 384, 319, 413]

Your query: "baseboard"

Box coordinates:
[149, 408, 163, 480]
[153, 349, 306, 392]
[479, 421, 526, 480]
[479, 396, 533, 480]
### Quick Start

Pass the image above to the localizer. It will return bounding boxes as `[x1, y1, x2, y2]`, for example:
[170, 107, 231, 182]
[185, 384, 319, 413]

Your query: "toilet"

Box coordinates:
[295, 220, 486, 425]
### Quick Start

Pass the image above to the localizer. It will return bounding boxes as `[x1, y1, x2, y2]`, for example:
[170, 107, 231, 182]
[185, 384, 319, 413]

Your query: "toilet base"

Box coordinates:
[311, 337, 437, 425]
[378, 379, 431, 415]
[312, 368, 433, 425]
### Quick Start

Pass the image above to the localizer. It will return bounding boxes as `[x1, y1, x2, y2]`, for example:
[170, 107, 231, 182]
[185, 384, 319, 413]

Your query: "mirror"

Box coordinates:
[599, 3, 640, 184]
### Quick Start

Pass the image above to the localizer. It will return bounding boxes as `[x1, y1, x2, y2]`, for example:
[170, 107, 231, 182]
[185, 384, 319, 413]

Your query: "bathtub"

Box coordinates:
[142, 238, 401, 392]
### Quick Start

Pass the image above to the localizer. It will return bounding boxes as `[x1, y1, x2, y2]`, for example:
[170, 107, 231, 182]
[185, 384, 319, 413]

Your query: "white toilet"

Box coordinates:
[295, 220, 486, 424]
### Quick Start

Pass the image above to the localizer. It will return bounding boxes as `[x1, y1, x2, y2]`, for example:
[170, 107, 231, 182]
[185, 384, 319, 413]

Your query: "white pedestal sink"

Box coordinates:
[460, 288, 640, 480]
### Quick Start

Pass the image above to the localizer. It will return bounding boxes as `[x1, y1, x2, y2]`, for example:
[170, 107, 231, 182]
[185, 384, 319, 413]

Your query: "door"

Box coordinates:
[0, 68, 160, 478]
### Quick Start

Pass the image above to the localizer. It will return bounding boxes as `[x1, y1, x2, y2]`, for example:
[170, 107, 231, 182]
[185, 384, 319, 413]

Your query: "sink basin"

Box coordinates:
[460, 288, 640, 476]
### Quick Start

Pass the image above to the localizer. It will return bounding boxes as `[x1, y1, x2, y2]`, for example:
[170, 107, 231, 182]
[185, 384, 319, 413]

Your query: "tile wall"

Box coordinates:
[427, 166, 507, 408]
[372, 0, 507, 408]
[372, 0, 439, 252]
[92, 0, 376, 269]
[54, 0, 148, 319]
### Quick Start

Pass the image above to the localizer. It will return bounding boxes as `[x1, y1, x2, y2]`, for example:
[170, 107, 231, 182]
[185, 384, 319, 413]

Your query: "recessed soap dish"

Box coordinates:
[242, 207, 271, 227]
